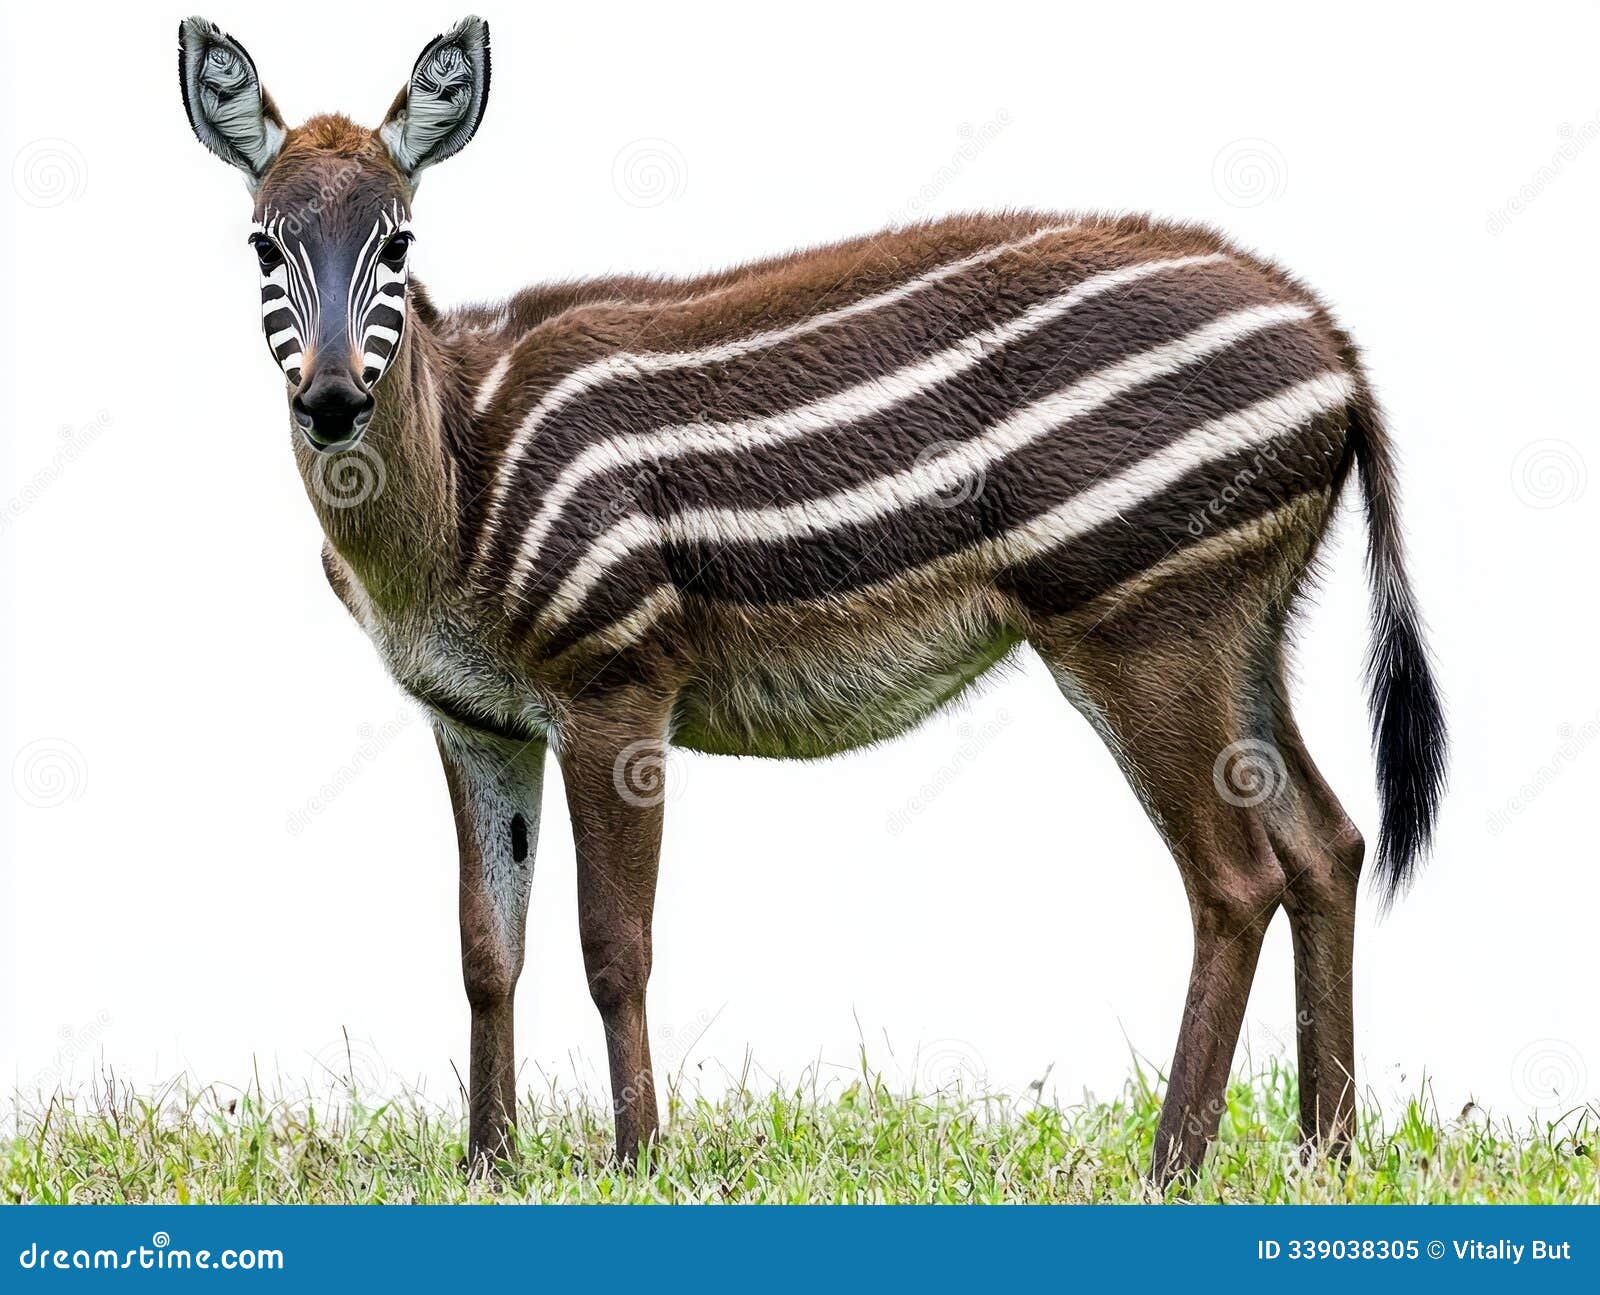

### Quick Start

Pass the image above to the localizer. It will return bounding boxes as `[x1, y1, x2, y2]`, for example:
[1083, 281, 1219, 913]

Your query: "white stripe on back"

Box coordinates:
[554, 372, 1354, 655]
[472, 221, 1086, 568]
[474, 354, 513, 414]
[530, 300, 1317, 631]
[500, 252, 1231, 593]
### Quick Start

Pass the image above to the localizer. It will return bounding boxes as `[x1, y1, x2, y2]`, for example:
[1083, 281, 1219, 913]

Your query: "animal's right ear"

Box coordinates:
[177, 17, 286, 189]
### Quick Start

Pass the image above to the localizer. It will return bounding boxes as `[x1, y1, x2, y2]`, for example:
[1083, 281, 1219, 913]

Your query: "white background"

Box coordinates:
[4, 0, 1597, 1130]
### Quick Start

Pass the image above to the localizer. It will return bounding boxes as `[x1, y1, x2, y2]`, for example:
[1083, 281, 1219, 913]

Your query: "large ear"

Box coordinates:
[177, 17, 286, 188]
[379, 17, 491, 183]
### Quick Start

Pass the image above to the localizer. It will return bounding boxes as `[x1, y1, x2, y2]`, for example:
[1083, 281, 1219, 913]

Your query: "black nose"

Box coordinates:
[292, 373, 375, 450]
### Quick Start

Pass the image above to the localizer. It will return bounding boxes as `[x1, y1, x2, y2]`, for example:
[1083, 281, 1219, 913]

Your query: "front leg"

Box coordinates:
[557, 691, 672, 1165]
[435, 725, 546, 1165]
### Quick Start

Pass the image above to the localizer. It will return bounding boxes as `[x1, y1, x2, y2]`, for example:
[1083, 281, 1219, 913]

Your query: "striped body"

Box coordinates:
[181, 22, 1445, 1178]
[385, 213, 1359, 755]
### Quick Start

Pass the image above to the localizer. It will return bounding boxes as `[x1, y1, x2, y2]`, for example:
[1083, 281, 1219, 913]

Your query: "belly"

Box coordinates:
[670, 599, 1022, 759]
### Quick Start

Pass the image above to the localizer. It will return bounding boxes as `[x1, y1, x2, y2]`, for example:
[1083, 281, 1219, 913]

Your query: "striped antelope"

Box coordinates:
[178, 15, 1446, 1182]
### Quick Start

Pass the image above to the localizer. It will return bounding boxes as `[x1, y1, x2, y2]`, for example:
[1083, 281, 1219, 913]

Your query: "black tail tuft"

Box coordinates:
[1347, 394, 1447, 907]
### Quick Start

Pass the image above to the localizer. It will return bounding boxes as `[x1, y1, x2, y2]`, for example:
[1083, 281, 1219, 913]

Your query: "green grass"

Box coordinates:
[4, 1061, 1597, 1204]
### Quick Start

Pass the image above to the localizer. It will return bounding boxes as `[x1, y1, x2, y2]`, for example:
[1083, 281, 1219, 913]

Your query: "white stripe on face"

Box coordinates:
[528, 302, 1324, 635]
[471, 220, 1085, 569]
[250, 204, 410, 391]
[499, 252, 1230, 593]
[552, 372, 1356, 657]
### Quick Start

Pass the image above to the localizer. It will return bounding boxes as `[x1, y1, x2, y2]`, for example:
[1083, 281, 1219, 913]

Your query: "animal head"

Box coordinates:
[177, 16, 490, 449]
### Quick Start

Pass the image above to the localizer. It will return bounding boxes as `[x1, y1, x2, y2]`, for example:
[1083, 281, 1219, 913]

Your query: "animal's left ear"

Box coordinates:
[379, 17, 491, 184]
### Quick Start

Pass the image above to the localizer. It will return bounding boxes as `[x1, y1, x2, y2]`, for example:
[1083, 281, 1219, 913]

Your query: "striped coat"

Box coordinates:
[179, 15, 1445, 1181]
[393, 212, 1360, 758]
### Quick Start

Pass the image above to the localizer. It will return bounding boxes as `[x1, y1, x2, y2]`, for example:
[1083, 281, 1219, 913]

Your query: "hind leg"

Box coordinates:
[1034, 616, 1289, 1185]
[1262, 682, 1365, 1156]
[1022, 504, 1346, 1183]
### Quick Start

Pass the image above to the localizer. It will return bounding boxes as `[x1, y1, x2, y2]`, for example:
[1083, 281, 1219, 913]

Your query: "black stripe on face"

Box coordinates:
[273, 337, 302, 363]
[365, 303, 404, 331]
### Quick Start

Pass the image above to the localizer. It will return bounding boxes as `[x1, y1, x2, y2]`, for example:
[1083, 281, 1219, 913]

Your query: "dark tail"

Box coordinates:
[1347, 392, 1447, 906]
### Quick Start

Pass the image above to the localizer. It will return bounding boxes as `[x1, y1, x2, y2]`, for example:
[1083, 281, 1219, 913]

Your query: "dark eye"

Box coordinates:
[249, 234, 283, 270]
[378, 232, 413, 268]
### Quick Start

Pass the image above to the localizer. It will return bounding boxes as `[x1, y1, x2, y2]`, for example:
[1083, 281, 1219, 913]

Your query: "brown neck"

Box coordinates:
[293, 307, 465, 616]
